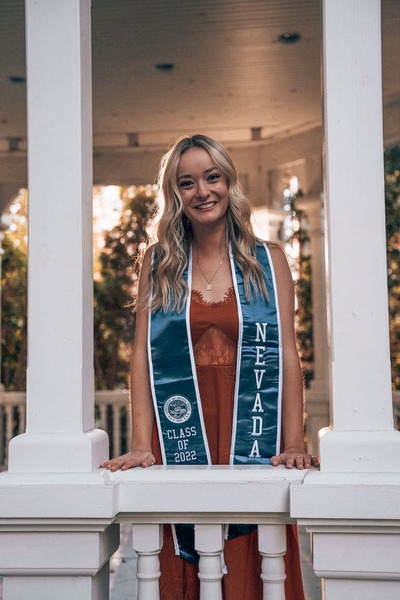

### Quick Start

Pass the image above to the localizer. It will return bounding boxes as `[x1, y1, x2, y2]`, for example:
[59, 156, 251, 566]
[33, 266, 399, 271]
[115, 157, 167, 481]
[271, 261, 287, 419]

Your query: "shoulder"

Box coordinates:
[141, 243, 156, 273]
[263, 242, 293, 291]
[266, 241, 290, 267]
[256, 240, 290, 270]
[137, 244, 156, 299]
[265, 240, 287, 260]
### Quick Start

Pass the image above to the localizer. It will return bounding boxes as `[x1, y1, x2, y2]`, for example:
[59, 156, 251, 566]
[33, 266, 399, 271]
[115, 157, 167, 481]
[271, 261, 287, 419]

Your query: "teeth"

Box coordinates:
[196, 202, 215, 210]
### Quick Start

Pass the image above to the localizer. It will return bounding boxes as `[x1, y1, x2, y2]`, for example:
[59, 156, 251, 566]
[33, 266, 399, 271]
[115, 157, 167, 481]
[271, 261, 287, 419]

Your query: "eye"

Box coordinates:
[208, 172, 221, 182]
[179, 179, 194, 189]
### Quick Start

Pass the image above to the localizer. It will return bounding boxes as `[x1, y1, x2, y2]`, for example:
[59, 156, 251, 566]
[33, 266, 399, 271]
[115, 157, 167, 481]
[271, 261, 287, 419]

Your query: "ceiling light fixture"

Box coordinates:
[251, 127, 262, 141]
[8, 75, 26, 84]
[278, 32, 301, 45]
[155, 63, 175, 72]
[127, 133, 139, 147]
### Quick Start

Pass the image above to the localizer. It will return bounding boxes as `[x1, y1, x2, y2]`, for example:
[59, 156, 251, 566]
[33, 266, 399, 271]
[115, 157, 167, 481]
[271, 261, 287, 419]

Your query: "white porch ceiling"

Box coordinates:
[90, 0, 324, 147]
[0, 1, 399, 154]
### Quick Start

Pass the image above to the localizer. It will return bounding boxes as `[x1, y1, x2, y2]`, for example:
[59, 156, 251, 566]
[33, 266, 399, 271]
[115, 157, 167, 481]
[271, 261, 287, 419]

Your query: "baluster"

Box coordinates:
[195, 523, 224, 600]
[99, 402, 107, 430]
[4, 404, 14, 467]
[132, 523, 162, 600]
[5, 405, 14, 448]
[112, 403, 121, 456]
[258, 524, 286, 600]
[19, 403, 26, 434]
[0, 405, 4, 466]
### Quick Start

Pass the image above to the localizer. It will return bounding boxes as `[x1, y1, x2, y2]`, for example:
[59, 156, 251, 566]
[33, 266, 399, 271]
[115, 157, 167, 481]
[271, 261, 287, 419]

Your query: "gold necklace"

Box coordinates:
[194, 248, 228, 291]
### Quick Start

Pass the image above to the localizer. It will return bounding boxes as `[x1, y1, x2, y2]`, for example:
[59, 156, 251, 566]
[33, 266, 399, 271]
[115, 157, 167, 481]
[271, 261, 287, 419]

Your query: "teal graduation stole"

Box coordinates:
[148, 242, 282, 466]
[148, 243, 282, 561]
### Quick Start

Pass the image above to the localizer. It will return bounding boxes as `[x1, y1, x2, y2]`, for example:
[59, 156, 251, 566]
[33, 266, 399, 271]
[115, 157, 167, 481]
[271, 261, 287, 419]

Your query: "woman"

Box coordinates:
[102, 134, 318, 599]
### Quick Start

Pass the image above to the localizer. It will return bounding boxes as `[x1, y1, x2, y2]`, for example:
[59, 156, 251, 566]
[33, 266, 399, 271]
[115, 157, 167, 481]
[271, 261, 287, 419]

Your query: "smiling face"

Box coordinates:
[177, 147, 230, 231]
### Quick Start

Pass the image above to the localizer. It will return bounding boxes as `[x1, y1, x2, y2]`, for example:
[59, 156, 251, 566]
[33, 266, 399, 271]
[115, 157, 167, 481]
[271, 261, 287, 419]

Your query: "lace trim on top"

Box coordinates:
[191, 286, 235, 307]
[190, 287, 237, 367]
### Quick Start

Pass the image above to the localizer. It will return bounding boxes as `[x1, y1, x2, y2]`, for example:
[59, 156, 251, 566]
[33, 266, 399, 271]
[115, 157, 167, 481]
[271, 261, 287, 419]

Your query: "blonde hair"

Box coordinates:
[148, 134, 268, 312]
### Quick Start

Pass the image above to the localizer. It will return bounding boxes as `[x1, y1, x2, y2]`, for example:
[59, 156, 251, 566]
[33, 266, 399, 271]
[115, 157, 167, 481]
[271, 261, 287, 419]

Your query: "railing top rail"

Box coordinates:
[107, 465, 310, 521]
[106, 464, 309, 482]
[0, 466, 313, 526]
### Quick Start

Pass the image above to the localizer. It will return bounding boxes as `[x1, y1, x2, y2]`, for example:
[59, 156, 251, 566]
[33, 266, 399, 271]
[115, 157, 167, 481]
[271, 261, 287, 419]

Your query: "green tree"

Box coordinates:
[0, 235, 27, 390]
[385, 145, 400, 390]
[279, 195, 314, 388]
[94, 187, 156, 389]
[295, 213, 313, 388]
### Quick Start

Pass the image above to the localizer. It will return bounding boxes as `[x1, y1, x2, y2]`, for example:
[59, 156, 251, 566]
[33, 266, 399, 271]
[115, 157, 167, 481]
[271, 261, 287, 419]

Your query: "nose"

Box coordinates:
[196, 181, 209, 200]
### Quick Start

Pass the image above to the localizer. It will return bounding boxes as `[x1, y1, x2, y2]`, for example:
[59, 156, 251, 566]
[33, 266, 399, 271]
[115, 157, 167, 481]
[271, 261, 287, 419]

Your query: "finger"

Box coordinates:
[284, 456, 294, 469]
[271, 455, 281, 467]
[311, 455, 320, 467]
[304, 455, 312, 469]
[294, 455, 304, 470]
[105, 454, 133, 471]
[141, 453, 156, 468]
[111, 457, 132, 471]
[120, 456, 143, 470]
[103, 460, 124, 471]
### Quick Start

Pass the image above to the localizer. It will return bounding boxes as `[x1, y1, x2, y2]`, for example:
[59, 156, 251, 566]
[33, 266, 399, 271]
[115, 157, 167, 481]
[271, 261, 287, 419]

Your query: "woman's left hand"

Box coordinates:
[271, 450, 319, 470]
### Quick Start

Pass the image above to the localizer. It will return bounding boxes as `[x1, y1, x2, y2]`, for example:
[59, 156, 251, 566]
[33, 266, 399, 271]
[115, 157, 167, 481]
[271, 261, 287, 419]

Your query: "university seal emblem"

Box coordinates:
[164, 395, 192, 424]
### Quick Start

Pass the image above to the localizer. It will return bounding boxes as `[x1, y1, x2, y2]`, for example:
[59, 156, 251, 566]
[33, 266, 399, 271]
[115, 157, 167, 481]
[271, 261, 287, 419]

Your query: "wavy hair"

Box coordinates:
[147, 134, 268, 312]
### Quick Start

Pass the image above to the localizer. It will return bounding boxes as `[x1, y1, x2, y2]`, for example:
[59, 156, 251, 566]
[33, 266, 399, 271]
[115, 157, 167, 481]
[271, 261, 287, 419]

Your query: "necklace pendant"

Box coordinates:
[206, 283, 213, 291]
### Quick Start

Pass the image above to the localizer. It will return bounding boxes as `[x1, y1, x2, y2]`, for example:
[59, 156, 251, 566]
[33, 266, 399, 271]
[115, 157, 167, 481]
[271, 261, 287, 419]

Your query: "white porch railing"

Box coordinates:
[0, 389, 131, 470]
[1, 388, 399, 471]
[393, 391, 400, 429]
[0, 465, 308, 600]
[106, 466, 308, 600]
[0, 391, 26, 468]
[94, 390, 132, 458]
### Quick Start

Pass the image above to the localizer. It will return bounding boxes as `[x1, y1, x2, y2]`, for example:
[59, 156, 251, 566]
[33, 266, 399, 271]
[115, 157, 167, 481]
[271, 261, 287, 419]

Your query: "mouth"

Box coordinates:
[194, 201, 217, 210]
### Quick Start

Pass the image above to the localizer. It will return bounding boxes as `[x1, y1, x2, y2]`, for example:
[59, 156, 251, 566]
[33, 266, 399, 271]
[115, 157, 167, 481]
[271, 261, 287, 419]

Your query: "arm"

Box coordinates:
[268, 243, 319, 470]
[101, 248, 156, 470]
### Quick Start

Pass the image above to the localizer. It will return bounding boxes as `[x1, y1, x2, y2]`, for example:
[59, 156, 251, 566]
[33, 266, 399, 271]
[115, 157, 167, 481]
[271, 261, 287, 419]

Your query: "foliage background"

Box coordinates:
[1, 146, 400, 392]
[385, 145, 400, 390]
[1, 186, 156, 391]
[0, 235, 27, 390]
[93, 186, 156, 390]
[293, 210, 313, 388]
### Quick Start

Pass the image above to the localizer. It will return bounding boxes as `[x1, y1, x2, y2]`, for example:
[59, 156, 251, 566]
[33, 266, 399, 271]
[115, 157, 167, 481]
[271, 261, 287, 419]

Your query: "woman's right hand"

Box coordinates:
[101, 450, 156, 471]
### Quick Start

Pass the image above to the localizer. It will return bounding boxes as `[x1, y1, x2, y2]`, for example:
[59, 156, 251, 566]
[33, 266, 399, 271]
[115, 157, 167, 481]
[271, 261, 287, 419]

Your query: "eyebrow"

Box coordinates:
[177, 166, 219, 181]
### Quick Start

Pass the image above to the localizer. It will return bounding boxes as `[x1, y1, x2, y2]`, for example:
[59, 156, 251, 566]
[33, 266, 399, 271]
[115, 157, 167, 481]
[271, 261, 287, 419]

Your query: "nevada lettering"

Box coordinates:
[249, 322, 267, 458]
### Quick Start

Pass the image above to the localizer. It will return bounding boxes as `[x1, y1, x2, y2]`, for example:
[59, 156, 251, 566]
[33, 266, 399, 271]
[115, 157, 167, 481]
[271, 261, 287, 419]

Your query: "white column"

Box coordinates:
[8, 0, 108, 472]
[291, 2, 400, 597]
[320, 0, 400, 471]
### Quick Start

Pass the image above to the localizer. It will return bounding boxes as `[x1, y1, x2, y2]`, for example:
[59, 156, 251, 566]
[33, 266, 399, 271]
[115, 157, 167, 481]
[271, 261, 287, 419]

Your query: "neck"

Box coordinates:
[191, 224, 228, 257]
